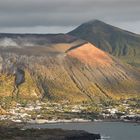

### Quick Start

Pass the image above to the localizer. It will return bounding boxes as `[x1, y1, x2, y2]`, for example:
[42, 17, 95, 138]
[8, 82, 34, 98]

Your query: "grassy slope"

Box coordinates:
[0, 71, 40, 100]
[0, 37, 140, 104]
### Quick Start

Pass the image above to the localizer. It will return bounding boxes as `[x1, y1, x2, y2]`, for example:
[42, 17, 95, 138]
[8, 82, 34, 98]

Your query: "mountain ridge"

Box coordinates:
[68, 20, 140, 68]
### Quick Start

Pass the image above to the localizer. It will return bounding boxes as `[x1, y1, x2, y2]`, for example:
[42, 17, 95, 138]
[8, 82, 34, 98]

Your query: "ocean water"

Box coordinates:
[25, 121, 140, 140]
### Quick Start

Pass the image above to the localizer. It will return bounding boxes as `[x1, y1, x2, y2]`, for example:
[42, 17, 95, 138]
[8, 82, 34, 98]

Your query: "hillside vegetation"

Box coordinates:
[69, 20, 140, 68]
[0, 34, 140, 104]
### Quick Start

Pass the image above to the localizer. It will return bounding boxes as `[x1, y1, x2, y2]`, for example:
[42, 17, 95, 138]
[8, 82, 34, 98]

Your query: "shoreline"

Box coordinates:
[0, 118, 139, 140]
[1, 113, 140, 126]
[1, 117, 139, 126]
[21, 118, 140, 127]
[26, 118, 92, 124]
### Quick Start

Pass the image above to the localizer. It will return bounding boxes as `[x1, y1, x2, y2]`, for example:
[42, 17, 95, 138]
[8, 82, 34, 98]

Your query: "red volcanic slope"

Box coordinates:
[67, 43, 113, 67]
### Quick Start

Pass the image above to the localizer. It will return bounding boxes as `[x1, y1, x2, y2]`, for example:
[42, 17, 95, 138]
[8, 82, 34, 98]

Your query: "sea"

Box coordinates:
[25, 121, 140, 140]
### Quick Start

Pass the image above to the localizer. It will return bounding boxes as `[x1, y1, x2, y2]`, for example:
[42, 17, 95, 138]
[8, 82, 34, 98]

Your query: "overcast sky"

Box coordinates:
[0, 0, 140, 34]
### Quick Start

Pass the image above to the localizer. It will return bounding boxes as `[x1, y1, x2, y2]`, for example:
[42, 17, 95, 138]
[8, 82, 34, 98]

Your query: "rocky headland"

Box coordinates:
[0, 126, 101, 140]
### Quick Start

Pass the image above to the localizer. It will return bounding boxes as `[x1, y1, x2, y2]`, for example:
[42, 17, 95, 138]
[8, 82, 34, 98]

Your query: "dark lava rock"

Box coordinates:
[0, 127, 101, 140]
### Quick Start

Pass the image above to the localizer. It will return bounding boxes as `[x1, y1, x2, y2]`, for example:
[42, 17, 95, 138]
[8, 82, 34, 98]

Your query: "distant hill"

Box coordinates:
[0, 34, 140, 103]
[68, 20, 140, 67]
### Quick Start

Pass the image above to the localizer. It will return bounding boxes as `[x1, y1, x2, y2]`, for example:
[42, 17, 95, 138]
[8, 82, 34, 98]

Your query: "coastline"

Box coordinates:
[26, 118, 91, 124]
[1, 116, 139, 126]
[20, 118, 140, 127]
[0, 117, 139, 140]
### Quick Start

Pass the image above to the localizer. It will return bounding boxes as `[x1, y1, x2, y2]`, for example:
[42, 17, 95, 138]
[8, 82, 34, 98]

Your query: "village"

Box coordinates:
[0, 99, 140, 124]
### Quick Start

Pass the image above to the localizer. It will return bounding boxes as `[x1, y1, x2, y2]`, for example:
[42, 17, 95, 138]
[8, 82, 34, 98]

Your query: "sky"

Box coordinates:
[0, 0, 140, 34]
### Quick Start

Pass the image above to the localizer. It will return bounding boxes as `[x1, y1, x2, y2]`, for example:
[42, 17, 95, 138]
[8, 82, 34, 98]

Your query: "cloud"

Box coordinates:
[0, 0, 140, 33]
[0, 38, 18, 48]
[0, 26, 75, 34]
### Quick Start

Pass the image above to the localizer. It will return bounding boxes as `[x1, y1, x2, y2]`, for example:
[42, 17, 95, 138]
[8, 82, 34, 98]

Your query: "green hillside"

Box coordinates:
[68, 20, 140, 68]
